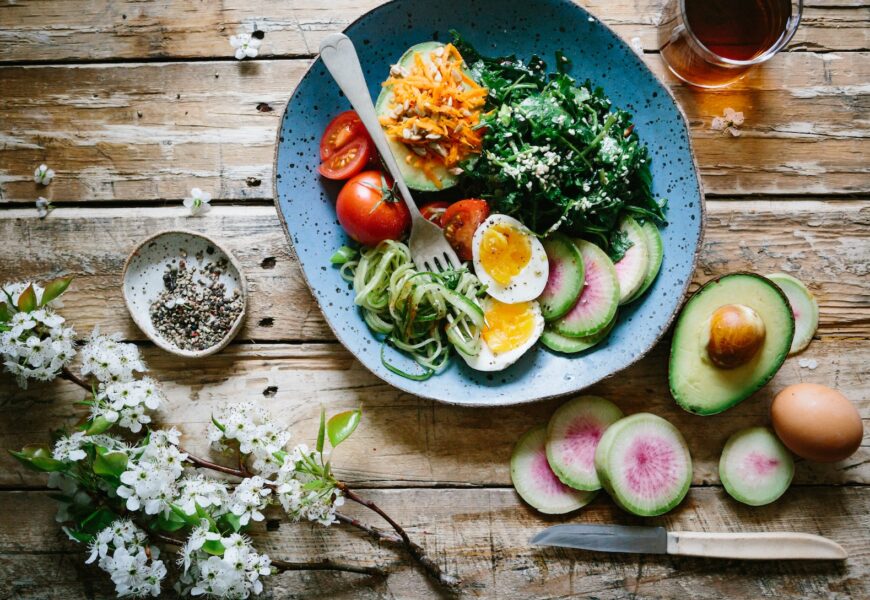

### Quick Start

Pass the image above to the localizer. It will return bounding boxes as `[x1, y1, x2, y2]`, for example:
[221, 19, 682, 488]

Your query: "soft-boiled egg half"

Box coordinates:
[472, 214, 549, 304]
[460, 297, 544, 371]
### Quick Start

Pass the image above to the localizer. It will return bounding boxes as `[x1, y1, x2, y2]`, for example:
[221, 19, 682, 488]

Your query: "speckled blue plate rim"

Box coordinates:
[272, 0, 705, 407]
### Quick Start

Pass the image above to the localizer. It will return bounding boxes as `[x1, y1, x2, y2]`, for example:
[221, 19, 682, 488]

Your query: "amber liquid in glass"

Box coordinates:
[661, 0, 793, 87]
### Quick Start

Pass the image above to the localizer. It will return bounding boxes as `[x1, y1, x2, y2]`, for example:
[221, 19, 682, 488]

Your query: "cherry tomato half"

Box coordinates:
[420, 201, 451, 226]
[320, 111, 367, 160]
[441, 199, 490, 261]
[336, 171, 411, 247]
[318, 136, 372, 180]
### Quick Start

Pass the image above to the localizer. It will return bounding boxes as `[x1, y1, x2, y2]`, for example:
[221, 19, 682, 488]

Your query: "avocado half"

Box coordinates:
[669, 273, 795, 415]
[375, 41, 470, 192]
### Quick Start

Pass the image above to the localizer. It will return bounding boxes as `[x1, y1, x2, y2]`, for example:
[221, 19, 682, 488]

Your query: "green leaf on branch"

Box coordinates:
[171, 504, 202, 527]
[93, 447, 128, 477]
[316, 406, 326, 454]
[80, 508, 117, 534]
[211, 415, 226, 433]
[195, 502, 217, 529]
[62, 527, 95, 544]
[156, 511, 188, 533]
[16, 284, 37, 313]
[84, 415, 113, 436]
[40, 276, 74, 306]
[327, 409, 361, 448]
[221, 512, 243, 533]
[9, 445, 69, 472]
[202, 539, 226, 556]
[0, 302, 9, 323]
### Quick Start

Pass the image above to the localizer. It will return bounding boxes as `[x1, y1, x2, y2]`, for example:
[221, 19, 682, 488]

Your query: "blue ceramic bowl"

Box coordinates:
[274, 0, 703, 406]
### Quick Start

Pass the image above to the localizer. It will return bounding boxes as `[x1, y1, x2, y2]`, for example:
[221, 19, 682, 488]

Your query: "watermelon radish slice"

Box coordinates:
[546, 396, 624, 491]
[510, 425, 597, 514]
[539, 233, 585, 321]
[594, 413, 692, 517]
[613, 217, 650, 305]
[719, 427, 794, 506]
[551, 240, 619, 338]
[767, 273, 818, 355]
[541, 313, 616, 354]
[626, 221, 663, 303]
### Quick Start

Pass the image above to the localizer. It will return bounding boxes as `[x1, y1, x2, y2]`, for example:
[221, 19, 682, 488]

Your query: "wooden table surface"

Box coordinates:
[1, 1, 868, 598]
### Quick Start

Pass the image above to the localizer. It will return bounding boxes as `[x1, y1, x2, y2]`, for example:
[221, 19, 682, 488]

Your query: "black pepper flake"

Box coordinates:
[149, 257, 243, 352]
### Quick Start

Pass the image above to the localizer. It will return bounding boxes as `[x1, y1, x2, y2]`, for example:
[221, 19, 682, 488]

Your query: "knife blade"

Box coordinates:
[531, 525, 848, 560]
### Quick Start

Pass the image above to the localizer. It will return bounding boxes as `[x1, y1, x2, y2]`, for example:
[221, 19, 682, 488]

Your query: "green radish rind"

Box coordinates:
[719, 426, 794, 507]
[551, 240, 619, 338]
[540, 313, 616, 354]
[539, 233, 585, 321]
[546, 396, 624, 491]
[595, 413, 692, 517]
[766, 273, 819, 355]
[375, 42, 463, 192]
[669, 273, 795, 416]
[626, 221, 664, 303]
[613, 216, 650, 305]
[510, 425, 597, 514]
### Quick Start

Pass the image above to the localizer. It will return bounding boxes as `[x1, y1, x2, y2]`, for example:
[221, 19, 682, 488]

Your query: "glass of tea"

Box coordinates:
[658, 0, 803, 88]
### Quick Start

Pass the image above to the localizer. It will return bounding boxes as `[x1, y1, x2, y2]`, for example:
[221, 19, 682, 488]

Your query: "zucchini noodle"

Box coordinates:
[335, 240, 486, 380]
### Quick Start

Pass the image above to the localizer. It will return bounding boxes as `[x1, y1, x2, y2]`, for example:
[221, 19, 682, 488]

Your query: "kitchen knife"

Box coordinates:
[530, 525, 847, 560]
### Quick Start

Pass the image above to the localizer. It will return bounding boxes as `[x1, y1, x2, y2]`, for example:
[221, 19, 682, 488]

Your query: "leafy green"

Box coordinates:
[453, 33, 666, 253]
[40, 276, 74, 306]
[326, 409, 361, 448]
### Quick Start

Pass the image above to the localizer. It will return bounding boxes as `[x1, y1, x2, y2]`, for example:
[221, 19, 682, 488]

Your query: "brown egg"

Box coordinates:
[771, 383, 863, 462]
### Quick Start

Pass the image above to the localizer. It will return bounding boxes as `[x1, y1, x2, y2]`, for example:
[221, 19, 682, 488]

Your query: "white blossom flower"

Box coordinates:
[36, 197, 53, 219]
[91, 377, 165, 433]
[228, 476, 271, 526]
[229, 33, 261, 60]
[34, 163, 55, 185]
[87, 520, 166, 598]
[184, 187, 212, 215]
[175, 474, 230, 516]
[80, 329, 147, 383]
[209, 402, 291, 476]
[0, 302, 75, 388]
[712, 107, 745, 137]
[53, 431, 89, 462]
[116, 429, 187, 515]
[178, 530, 271, 598]
[274, 448, 343, 526]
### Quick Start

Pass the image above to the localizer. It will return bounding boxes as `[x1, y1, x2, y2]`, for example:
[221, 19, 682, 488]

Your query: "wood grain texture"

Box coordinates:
[1, 337, 866, 489]
[0, 0, 866, 63]
[0, 201, 866, 342]
[1, 488, 867, 599]
[1, 53, 868, 202]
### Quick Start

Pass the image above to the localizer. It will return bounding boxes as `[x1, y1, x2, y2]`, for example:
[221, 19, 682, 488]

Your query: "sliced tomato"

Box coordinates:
[420, 201, 450, 226]
[318, 136, 372, 180]
[441, 199, 490, 261]
[336, 171, 410, 246]
[320, 111, 367, 160]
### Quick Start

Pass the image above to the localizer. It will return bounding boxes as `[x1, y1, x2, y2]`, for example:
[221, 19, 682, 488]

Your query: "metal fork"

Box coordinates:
[319, 33, 462, 273]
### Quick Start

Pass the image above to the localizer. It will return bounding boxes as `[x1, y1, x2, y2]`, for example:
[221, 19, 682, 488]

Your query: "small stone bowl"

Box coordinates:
[122, 230, 247, 358]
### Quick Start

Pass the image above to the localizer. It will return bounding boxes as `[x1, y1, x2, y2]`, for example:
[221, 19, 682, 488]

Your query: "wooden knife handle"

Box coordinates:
[667, 532, 847, 560]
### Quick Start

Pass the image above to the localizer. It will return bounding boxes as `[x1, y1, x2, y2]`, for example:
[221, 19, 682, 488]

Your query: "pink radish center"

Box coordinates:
[624, 436, 679, 499]
[563, 256, 602, 321]
[745, 451, 779, 476]
[614, 245, 640, 278]
[533, 449, 572, 496]
[561, 420, 603, 469]
[543, 258, 563, 296]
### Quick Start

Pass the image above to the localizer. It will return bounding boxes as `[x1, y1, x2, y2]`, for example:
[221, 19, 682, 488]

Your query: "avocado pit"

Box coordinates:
[705, 304, 766, 369]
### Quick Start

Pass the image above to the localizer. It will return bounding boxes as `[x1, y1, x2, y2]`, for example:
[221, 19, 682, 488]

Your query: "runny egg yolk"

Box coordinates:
[482, 300, 537, 354]
[479, 223, 531, 286]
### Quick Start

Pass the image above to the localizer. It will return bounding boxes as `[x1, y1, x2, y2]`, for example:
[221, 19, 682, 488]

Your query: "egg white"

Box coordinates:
[472, 214, 549, 304]
[459, 297, 545, 372]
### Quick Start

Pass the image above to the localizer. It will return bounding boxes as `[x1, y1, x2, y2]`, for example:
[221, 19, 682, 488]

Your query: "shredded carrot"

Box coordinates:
[379, 43, 487, 188]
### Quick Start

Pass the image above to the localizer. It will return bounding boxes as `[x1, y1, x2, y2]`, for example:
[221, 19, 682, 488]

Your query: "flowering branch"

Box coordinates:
[2, 279, 461, 597]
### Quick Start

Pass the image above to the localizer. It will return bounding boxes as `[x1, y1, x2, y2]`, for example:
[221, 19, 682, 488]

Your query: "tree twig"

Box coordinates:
[182, 451, 247, 478]
[271, 558, 387, 577]
[337, 483, 461, 589]
[61, 366, 90, 392]
[336, 512, 402, 545]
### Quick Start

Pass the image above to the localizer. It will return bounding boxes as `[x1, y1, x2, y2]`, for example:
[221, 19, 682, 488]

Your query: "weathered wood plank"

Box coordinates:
[1, 53, 868, 202]
[1, 201, 866, 342]
[1, 488, 868, 599]
[1, 336, 866, 489]
[0, 1, 865, 63]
